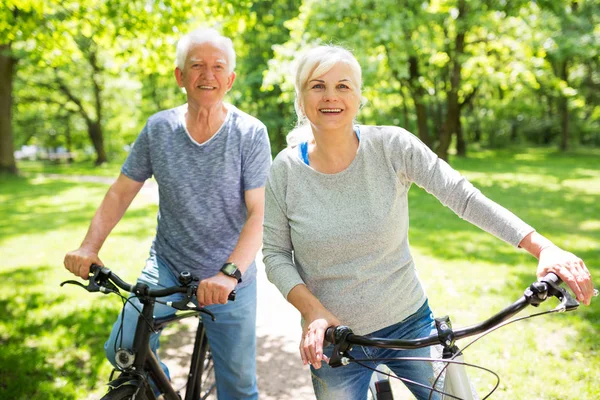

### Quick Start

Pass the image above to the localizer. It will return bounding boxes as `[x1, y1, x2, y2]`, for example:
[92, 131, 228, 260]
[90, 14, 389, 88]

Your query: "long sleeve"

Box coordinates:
[394, 129, 535, 247]
[263, 154, 306, 299]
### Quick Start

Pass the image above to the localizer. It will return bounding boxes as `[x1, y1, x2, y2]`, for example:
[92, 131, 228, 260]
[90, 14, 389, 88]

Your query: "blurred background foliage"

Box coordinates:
[1, 0, 599, 172]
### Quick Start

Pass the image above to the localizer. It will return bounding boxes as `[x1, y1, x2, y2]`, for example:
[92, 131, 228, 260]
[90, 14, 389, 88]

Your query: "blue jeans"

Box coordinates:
[104, 255, 259, 400]
[311, 300, 441, 400]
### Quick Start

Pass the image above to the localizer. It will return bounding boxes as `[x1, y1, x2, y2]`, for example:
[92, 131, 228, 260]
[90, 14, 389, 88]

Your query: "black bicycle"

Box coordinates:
[61, 264, 234, 400]
[325, 273, 591, 400]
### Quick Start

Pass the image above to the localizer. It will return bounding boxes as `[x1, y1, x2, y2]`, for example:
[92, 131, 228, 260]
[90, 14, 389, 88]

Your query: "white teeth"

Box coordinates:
[199, 86, 216, 89]
[320, 109, 342, 113]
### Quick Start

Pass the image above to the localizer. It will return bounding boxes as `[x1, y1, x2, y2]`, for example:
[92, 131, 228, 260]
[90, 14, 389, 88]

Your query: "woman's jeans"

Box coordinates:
[104, 255, 259, 400]
[311, 300, 441, 400]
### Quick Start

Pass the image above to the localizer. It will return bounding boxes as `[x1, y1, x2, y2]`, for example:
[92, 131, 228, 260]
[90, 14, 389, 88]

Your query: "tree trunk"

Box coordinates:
[0, 44, 17, 174]
[408, 56, 431, 148]
[88, 121, 107, 165]
[558, 61, 570, 151]
[437, 32, 464, 161]
[456, 118, 466, 157]
[436, 1, 466, 162]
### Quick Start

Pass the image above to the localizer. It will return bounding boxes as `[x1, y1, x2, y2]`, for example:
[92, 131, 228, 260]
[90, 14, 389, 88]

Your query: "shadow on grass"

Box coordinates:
[453, 147, 600, 180]
[0, 265, 119, 400]
[408, 147, 600, 268]
[0, 175, 157, 242]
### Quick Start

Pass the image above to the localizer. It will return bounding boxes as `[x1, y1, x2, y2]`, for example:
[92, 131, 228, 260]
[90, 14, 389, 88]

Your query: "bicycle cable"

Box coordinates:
[348, 356, 498, 400]
[342, 307, 562, 400]
[428, 308, 561, 400]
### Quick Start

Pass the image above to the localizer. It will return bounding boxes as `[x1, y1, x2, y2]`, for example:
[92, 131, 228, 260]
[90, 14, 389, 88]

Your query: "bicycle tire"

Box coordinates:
[196, 333, 216, 399]
[99, 384, 150, 400]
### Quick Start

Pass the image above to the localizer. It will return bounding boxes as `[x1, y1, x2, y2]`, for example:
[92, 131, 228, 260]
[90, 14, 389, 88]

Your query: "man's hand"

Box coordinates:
[197, 272, 237, 306]
[64, 247, 103, 279]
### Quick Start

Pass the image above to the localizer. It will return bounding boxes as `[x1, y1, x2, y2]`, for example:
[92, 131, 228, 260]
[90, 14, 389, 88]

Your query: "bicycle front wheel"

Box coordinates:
[100, 384, 150, 400]
[197, 340, 216, 399]
[188, 323, 216, 400]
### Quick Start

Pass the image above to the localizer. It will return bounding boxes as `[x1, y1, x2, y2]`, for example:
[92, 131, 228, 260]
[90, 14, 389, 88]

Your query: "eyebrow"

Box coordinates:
[188, 57, 228, 64]
[309, 79, 351, 83]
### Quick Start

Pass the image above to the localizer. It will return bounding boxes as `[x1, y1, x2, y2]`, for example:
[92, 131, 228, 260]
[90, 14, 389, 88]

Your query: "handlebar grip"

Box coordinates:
[228, 290, 237, 301]
[325, 326, 337, 343]
[541, 272, 562, 285]
[90, 263, 102, 274]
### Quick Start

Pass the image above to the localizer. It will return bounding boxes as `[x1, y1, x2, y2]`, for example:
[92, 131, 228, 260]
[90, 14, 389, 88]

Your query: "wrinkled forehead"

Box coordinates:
[186, 42, 229, 65]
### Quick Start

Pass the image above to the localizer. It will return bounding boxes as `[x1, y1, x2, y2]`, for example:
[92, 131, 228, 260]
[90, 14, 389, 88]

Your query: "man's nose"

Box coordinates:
[200, 66, 214, 79]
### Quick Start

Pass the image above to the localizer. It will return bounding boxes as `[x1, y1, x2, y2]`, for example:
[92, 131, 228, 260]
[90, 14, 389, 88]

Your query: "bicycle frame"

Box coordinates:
[442, 355, 476, 400]
[108, 295, 211, 400]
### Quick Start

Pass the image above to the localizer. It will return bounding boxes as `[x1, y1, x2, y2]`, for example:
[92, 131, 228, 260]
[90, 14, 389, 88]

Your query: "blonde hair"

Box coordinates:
[287, 45, 364, 147]
[176, 28, 236, 73]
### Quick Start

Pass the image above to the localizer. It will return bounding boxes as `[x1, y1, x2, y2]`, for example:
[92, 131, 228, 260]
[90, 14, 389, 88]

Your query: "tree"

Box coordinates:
[0, 1, 43, 174]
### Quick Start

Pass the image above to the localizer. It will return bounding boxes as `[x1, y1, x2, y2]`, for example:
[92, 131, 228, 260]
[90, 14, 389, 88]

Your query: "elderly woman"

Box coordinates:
[262, 45, 593, 400]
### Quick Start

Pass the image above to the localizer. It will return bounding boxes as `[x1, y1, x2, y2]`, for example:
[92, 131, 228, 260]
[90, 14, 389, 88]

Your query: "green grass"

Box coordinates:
[0, 146, 599, 399]
[16, 159, 124, 178]
[411, 147, 600, 399]
[0, 174, 157, 399]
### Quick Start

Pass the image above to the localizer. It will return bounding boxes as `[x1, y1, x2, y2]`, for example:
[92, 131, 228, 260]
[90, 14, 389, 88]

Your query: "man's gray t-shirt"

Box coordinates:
[123, 103, 271, 288]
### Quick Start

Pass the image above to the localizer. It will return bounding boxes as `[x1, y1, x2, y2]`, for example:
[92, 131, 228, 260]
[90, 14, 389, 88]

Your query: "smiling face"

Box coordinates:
[299, 62, 361, 133]
[175, 41, 236, 107]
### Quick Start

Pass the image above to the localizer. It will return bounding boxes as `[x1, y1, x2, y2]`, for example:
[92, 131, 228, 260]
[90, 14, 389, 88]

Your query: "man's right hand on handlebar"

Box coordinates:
[64, 247, 103, 280]
[197, 272, 237, 306]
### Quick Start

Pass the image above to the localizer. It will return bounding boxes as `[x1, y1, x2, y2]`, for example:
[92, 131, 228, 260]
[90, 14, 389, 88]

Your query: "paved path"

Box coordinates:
[160, 255, 314, 399]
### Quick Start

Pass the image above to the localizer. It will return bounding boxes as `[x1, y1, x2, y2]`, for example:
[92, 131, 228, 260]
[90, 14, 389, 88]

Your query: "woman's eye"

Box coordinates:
[338, 84, 350, 89]
[312, 84, 325, 89]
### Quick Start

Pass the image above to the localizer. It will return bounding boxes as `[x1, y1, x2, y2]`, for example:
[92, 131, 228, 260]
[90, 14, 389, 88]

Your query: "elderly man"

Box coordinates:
[64, 28, 271, 399]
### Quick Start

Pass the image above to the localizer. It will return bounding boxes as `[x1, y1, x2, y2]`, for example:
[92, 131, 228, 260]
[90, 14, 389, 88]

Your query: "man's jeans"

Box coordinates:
[311, 300, 441, 400]
[104, 255, 259, 399]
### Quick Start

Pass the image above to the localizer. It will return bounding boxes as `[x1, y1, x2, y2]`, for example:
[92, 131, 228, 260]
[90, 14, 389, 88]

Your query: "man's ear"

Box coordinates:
[175, 67, 184, 88]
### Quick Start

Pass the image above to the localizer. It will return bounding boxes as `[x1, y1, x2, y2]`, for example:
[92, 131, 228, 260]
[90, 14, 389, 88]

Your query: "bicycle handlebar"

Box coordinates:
[60, 264, 236, 318]
[325, 273, 580, 361]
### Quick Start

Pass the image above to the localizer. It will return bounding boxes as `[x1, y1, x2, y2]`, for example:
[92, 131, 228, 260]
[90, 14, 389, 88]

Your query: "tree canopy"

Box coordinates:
[1, 0, 598, 172]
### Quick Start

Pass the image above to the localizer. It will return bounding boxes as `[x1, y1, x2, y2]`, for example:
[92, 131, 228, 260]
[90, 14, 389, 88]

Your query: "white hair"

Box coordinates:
[175, 28, 236, 72]
[287, 45, 364, 147]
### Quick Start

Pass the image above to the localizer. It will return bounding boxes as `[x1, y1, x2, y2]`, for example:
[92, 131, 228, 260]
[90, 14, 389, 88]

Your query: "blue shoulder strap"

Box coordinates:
[298, 126, 360, 166]
[299, 141, 310, 165]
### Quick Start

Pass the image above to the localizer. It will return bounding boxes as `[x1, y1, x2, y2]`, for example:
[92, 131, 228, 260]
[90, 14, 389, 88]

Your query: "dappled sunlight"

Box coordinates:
[1, 148, 598, 399]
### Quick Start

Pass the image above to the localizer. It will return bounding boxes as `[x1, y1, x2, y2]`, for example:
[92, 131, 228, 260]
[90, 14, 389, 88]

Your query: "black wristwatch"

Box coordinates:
[220, 262, 242, 283]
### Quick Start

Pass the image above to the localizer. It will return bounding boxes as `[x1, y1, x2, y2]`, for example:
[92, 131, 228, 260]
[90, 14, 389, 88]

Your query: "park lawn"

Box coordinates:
[17, 159, 124, 178]
[0, 174, 157, 399]
[0, 146, 599, 399]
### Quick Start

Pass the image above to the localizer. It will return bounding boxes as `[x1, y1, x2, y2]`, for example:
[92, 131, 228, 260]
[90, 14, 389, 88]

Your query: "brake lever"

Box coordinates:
[60, 280, 91, 291]
[542, 276, 579, 312]
[60, 266, 119, 294]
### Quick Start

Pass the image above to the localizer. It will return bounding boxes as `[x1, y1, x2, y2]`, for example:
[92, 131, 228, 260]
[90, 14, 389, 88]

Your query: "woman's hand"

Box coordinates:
[519, 232, 594, 306]
[537, 245, 594, 306]
[300, 309, 341, 369]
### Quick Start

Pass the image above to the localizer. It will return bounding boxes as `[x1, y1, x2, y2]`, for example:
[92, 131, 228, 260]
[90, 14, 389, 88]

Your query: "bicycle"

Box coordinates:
[325, 273, 596, 400]
[61, 264, 235, 400]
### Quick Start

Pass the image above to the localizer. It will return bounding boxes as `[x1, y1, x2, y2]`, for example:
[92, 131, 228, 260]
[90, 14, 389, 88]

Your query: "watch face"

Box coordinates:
[222, 263, 237, 275]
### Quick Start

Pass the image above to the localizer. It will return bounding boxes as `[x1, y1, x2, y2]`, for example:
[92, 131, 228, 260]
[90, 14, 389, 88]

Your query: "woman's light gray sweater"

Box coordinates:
[263, 126, 534, 335]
